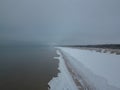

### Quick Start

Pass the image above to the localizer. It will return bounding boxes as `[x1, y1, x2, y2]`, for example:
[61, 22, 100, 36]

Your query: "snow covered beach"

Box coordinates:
[48, 49, 78, 90]
[49, 47, 120, 90]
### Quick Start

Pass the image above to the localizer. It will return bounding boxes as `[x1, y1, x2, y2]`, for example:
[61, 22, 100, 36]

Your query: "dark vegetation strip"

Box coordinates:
[56, 44, 120, 49]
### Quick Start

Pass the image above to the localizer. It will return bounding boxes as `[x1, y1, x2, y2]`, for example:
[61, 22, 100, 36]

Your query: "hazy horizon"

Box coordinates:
[0, 0, 120, 45]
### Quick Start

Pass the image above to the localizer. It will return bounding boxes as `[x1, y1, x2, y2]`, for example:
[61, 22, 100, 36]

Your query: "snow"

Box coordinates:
[48, 49, 78, 90]
[59, 47, 120, 90]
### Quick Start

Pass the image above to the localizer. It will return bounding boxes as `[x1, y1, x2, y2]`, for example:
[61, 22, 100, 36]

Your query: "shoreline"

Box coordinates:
[49, 48, 94, 90]
[48, 49, 78, 90]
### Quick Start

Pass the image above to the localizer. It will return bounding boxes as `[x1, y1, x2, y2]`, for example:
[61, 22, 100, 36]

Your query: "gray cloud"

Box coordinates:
[0, 0, 120, 45]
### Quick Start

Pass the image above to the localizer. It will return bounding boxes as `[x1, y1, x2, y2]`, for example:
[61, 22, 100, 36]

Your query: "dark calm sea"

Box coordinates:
[0, 46, 59, 90]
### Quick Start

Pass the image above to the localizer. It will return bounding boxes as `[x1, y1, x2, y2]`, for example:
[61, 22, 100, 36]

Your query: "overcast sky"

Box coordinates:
[0, 0, 120, 45]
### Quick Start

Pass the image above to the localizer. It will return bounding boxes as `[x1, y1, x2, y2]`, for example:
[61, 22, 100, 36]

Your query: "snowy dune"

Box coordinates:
[59, 47, 120, 90]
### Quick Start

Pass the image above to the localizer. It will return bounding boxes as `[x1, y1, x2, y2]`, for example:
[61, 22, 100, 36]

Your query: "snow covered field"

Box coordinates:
[49, 47, 120, 90]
